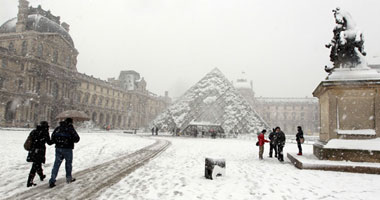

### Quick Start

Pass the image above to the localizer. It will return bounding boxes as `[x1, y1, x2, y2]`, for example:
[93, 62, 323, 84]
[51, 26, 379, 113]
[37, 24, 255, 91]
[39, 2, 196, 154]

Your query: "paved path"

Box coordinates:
[6, 138, 171, 200]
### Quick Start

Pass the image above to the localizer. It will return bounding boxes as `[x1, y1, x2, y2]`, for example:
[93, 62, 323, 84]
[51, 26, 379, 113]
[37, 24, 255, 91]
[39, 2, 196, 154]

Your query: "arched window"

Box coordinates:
[53, 50, 58, 64]
[98, 96, 103, 106]
[0, 77, 4, 89]
[92, 112, 97, 122]
[105, 98, 109, 107]
[4, 101, 16, 121]
[52, 83, 59, 98]
[76, 92, 82, 103]
[1, 58, 8, 68]
[37, 43, 43, 58]
[99, 113, 104, 125]
[83, 93, 90, 103]
[21, 41, 27, 56]
[66, 56, 71, 68]
[8, 42, 15, 53]
[91, 95, 97, 105]
[117, 115, 122, 127]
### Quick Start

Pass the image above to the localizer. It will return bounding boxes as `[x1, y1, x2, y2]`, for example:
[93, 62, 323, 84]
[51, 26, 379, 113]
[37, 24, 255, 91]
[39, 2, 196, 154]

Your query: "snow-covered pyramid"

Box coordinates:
[153, 68, 268, 135]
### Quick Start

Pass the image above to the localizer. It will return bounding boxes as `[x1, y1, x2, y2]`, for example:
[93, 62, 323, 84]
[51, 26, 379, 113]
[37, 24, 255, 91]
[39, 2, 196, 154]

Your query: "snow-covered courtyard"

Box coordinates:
[1, 129, 380, 200]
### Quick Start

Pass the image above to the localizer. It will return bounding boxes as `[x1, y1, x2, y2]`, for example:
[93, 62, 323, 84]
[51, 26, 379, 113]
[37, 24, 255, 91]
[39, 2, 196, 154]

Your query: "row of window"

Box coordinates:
[84, 82, 125, 97]
[265, 105, 307, 110]
[6, 40, 73, 68]
[266, 112, 307, 120]
[80, 93, 134, 110]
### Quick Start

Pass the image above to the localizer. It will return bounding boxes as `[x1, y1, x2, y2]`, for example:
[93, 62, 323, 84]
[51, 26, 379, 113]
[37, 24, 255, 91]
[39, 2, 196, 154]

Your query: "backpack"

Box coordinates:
[24, 134, 32, 151]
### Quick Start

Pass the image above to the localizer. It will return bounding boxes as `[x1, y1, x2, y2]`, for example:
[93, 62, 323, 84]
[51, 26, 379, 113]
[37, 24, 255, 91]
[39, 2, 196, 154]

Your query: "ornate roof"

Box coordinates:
[0, 14, 74, 46]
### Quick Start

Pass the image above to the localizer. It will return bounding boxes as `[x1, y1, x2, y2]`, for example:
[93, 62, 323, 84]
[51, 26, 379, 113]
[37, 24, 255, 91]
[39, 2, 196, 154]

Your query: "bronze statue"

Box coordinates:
[325, 8, 366, 73]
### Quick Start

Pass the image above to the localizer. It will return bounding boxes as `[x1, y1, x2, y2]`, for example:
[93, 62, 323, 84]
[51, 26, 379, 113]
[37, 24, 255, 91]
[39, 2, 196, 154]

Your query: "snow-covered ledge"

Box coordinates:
[336, 129, 376, 136]
[326, 68, 380, 81]
[324, 138, 380, 151]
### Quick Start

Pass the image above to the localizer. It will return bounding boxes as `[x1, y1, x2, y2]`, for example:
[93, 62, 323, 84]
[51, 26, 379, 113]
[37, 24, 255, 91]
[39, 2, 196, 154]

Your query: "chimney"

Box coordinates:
[16, 0, 29, 33]
[61, 22, 70, 32]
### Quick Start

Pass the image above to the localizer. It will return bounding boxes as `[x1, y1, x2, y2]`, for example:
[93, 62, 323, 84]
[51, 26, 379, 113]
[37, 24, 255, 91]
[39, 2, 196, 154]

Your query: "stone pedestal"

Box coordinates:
[313, 78, 380, 162]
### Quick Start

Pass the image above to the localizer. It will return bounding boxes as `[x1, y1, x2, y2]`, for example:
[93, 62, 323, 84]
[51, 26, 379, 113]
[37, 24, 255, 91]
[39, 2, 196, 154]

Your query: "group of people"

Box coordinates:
[25, 118, 80, 188]
[257, 126, 304, 162]
[151, 126, 159, 135]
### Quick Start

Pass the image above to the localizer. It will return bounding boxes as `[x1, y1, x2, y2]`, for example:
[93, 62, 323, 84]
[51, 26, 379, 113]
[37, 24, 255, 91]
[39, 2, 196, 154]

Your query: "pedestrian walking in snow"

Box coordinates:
[275, 127, 286, 162]
[151, 126, 155, 135]
[49, 118, 80, 188]
[296, 126, 304, 155]
[155, 126, 159, 135]
[257, 129, 270, 160]
[26, 121, 52, 187]
[268, 128, 278, 158]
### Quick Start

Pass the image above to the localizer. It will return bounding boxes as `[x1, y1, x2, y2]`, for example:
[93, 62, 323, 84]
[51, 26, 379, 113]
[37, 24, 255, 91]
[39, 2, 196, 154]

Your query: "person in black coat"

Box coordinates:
[296, 126, 304, 155]
[268, 128, 277, 158]
[49, 118, 80, 188]
[26, 121, 52, 187]
[275, 127, 286, 162]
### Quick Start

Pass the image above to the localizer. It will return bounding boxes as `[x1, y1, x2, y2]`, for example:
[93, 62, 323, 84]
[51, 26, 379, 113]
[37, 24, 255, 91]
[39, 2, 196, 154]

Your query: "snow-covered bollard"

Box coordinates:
[205, 158, 226, 180]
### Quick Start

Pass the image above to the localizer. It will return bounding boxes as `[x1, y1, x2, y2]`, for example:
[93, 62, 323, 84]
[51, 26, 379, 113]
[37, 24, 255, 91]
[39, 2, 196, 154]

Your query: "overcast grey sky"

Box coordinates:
[1, 0, 380, 98]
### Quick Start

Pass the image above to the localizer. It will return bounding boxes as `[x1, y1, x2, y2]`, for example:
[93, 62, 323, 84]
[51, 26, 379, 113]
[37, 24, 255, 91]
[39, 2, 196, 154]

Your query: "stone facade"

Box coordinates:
[0, 1, 170, 129]
[313, 80, 380, 142]
[254, 97, 320, 135]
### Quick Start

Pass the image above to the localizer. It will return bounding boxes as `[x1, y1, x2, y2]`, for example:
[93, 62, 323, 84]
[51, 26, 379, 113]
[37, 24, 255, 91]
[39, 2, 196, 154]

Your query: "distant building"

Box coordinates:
[254, 97, 319, 135]
[233, 72, 320, 135]
[0, 0, 170, 128]
[234, 72, 255, 106]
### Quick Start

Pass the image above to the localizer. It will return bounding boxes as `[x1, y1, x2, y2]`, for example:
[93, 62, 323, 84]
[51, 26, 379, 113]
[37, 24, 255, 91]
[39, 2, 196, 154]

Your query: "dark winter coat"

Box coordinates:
[51, 122, 80, 149]
[276, 131, 286, 146]
[268, 131, 277, 145]
[296, 129, 304, 142]
[27, 126, 52, 163]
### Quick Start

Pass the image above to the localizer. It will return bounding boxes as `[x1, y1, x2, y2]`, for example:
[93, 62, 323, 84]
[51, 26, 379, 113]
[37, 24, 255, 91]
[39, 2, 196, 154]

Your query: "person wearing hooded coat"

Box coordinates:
[26, 121, 52, 187]
[296, 126, 304, 155]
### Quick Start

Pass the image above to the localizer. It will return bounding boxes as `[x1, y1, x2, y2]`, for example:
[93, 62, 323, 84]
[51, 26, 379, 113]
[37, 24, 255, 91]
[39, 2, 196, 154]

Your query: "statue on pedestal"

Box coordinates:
[325, 7, 367, 73]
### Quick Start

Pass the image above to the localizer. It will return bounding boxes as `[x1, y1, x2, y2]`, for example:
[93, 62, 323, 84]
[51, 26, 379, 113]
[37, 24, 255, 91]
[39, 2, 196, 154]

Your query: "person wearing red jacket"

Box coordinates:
[258, 129, 270, 159]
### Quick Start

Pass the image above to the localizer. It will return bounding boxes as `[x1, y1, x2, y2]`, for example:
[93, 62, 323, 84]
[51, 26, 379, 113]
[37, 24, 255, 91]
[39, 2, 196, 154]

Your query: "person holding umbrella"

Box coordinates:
[49, 118, 80, 188]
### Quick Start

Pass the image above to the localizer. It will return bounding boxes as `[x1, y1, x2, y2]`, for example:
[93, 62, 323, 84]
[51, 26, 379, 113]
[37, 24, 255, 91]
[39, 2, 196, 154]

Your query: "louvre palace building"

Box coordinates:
[0, 0, 171, 129]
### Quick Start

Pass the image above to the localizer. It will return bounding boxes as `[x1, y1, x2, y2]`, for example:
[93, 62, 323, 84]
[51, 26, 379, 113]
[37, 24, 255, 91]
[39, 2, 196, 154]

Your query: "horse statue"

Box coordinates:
[325, 8, 366, 73]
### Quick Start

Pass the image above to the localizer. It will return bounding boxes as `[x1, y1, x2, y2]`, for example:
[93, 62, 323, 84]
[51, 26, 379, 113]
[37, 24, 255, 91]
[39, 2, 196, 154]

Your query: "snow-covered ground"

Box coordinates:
[99, 137, 380, 200]
[1, 130, 380, 200]
[0, 129, 154, 198]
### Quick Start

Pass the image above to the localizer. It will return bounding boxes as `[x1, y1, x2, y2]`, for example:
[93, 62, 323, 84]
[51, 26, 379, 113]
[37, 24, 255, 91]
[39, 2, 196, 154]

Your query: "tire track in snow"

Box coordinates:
[6, 138, 171, 200]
